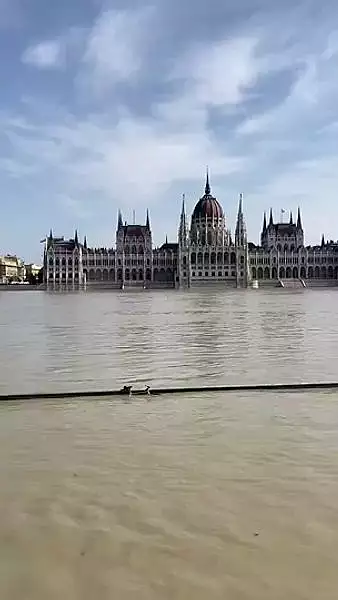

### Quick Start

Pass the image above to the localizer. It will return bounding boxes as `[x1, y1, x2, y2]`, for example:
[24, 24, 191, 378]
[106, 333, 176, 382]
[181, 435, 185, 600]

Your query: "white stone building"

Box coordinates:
[43, 172, 338, 289]
[178, 172, 248, 288]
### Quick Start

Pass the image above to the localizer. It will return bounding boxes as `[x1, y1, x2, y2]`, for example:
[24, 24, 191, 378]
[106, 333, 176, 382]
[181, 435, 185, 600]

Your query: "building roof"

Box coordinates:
[269, 223, 298, 235]
[191, 172, 224, 221]
[122, 225, 149, 238]
[158, 242, 178, 251]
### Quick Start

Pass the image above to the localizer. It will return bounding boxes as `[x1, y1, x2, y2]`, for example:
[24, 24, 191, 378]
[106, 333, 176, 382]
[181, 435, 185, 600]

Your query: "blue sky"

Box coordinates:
[1, 0, 338, 262]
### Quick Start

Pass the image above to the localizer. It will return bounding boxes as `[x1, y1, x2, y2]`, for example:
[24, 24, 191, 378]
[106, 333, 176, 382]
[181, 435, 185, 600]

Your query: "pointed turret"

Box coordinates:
[204, 167, 211, 195]
[165, 234, 168, 245]
[235, 193, 247, 248]
[74, 229, 78, 245]
[269, 208, 273, 226]
[238, 192, 243, 215]
[47, 228, 53, 249]
[296, 206, 302, 230]
[262, 212, 267, 232]
[321, 233, 325, 247]
[178, 193, 187, 246]
[289, 211, 293, 225]
[146, 209, 150, 230]
[84, 236, 87, 249]
[117, 210, 123, 230]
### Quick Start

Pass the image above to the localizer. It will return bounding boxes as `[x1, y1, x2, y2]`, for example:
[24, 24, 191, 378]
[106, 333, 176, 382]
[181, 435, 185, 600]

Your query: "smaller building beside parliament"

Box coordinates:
[43, 172, 338, 289]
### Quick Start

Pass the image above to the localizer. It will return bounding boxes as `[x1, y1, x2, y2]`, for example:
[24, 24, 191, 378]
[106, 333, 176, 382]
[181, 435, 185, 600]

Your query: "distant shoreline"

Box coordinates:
[0, 284, 44, 291]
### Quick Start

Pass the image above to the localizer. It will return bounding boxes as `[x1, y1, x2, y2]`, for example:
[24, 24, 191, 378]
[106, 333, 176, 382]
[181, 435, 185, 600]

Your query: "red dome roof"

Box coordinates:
[191, 173, 224, 220]
[192, 196, 224, 220]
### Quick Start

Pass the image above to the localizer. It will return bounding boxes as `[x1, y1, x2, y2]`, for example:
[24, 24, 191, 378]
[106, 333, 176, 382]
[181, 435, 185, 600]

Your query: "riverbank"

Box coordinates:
[0, 284, 44, 291]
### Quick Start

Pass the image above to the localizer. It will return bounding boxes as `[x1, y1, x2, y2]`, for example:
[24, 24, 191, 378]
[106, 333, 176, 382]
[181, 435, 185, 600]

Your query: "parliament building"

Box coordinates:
[43, 172, 338, 289]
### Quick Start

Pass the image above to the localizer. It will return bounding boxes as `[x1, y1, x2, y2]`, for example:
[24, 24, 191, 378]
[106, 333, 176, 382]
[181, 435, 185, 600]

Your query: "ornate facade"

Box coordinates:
[43, 172, 338, 289]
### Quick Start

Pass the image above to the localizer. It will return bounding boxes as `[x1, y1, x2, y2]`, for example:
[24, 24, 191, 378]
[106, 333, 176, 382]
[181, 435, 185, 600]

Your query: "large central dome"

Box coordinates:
[191, 172, 224, 221]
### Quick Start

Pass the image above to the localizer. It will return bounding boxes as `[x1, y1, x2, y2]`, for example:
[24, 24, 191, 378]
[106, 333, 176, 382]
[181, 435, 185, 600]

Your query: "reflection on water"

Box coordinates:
[1, 391, 338, 599]
[0, 288, 338, 394]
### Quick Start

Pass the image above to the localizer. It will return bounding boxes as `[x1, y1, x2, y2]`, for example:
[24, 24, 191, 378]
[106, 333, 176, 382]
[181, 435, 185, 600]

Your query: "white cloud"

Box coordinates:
[22, 40, 64, 69]
[237, 32, 338, 138]
[80, 7, 155, 94]
[169, 36, 261, 108]
[1, 104, 245, 219]
[189, 37, 260, 106]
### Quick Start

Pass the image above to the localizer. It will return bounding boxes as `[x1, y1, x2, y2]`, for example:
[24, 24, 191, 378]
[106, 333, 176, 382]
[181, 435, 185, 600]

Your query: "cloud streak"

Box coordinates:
[80, 6, 156, 94]
[22, 40, 65, 68]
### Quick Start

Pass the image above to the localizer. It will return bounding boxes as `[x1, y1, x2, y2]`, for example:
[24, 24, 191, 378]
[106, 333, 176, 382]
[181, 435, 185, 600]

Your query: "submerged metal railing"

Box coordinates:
[1, 381, 338, 401]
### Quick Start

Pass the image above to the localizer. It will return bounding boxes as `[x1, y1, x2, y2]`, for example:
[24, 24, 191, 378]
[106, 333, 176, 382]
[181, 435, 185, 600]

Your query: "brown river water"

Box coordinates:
[1, 288, 338, 599]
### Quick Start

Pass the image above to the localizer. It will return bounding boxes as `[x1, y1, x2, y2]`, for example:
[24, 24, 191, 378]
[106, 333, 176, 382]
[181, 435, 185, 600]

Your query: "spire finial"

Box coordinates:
[165, 234, 168, 244]
[84, 235, 87, 249]
[146, 209, 150, 230]
[74, 229, 78, 244]
[297, 206, 302, 230]
[205, 166, 211, 195]
[289, 211, 293, 225]
[321, 233, 325, 247]
[238, 192, 243, 214]
[269, 208, 273, 226]
[118, 209, 123, 230]
[263, 211, 267, 231]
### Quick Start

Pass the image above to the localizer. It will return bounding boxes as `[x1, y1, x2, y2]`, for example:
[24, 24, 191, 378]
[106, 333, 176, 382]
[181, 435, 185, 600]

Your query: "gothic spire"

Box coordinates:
[289, 211, 293, 225]
[262, 211, 267, 232]
[146, 209, 150, 230]
[165, 234, 168, 244]
[235, 193, 247, 247]
[84, 235, 87, 249]
[321, 233, 325, 247]
[178, 193, 187, 245]
[117, 209, 123, 230]
[269, 208, 273, 226]
[297, 206, 302, 230]
[74, 229, 78, 245]
[205, 167, 211, 195]
[238, 192, 243, 215]
[49, 228, 53, 240]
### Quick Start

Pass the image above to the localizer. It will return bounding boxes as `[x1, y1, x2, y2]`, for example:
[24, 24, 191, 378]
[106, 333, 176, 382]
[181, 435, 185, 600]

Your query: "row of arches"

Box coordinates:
[82, 267, 175, 282]
[190, 233, 226, 246]
[49, 257, 79, 267]
[251, 266, 338, 280]
[189, 252, 238, 265]
[276, 244, 297, 252]
[123, 245, 145, 254]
